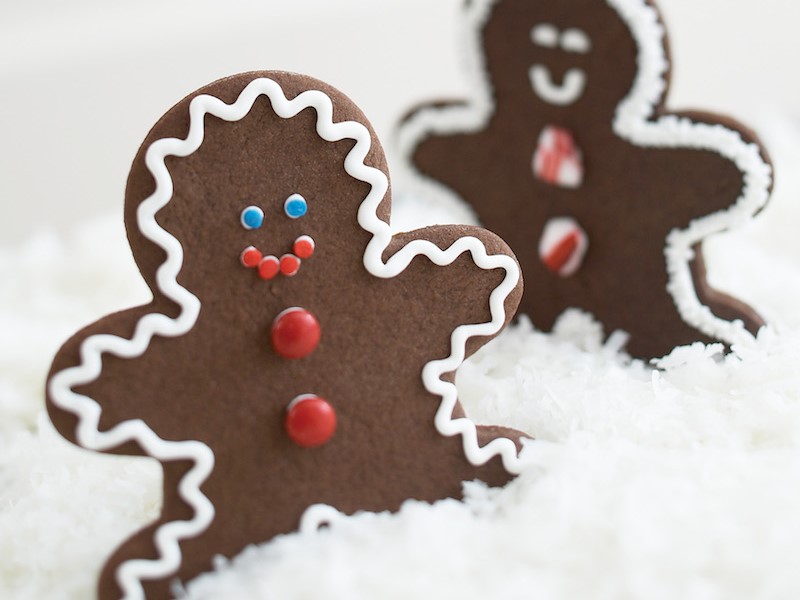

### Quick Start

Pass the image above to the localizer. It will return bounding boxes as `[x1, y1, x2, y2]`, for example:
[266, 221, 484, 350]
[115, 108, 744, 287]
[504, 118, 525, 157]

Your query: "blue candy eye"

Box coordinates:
[284, 194, 308, 219]
[241, 206, 264, 230]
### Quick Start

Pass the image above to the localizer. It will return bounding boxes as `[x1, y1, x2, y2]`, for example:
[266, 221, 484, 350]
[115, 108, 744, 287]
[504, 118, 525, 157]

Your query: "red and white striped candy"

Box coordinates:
[285, 394, 336, 448]
[532, 125, 584, 188]
[538, 217, 588, 277]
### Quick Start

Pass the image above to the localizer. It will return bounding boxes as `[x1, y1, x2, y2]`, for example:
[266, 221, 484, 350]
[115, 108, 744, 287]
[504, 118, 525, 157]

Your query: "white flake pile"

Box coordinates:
[3, 115, 800, 599]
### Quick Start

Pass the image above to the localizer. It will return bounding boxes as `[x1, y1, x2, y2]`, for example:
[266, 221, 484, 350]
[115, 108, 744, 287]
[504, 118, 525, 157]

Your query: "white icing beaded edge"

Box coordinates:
[48, 75, 523, 599]
[396, 0, 772, 349]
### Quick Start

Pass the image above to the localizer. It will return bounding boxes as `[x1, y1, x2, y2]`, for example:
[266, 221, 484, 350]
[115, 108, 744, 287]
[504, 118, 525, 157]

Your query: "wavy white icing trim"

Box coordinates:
[48, 75, 522, 598]
[396, 0, 772, 350]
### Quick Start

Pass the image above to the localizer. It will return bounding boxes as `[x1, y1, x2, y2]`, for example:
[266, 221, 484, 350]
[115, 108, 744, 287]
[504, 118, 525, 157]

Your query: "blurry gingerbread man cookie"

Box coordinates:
[47, 71, 527, 599]
[399, 0, 773, 358]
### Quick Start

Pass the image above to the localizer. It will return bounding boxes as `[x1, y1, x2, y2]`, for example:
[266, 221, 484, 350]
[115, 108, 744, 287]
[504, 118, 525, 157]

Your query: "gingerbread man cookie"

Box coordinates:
[399, 0, 773, 358]
[46, 71, 527, 599]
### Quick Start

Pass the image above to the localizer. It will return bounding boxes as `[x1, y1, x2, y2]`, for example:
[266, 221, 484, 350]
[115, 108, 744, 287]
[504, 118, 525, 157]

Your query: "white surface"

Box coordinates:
[2, 0, 800, 245]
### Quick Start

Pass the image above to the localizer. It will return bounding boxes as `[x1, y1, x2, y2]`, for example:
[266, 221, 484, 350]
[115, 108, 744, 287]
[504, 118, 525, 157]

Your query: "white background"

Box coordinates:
[1, 0, 799, 245]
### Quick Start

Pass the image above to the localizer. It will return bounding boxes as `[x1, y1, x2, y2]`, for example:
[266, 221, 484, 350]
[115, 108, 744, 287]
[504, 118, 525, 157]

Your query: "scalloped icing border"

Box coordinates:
[395, 0, 773, 350]
[47, 76, 524, 599]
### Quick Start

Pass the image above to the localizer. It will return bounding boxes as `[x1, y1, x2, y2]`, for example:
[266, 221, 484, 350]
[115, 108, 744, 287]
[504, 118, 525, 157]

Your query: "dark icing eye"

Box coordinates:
[284, 194, 308, 219]
[240, 206, 265, 230]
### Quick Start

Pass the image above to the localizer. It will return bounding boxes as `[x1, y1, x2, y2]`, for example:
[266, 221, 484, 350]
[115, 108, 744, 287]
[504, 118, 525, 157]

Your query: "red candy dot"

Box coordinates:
[280, 253, 301, 277]
[240, 246, 263, 268]
[258, 255, 280, 280]
[293, 235, 315, 260]
[271, 307, 320, 359]
[285, 394, 336, 448]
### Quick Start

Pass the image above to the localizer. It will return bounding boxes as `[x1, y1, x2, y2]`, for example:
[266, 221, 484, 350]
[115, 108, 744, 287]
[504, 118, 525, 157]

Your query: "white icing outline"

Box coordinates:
[396, 0, 772, 349]
[48, 75, 522, 599]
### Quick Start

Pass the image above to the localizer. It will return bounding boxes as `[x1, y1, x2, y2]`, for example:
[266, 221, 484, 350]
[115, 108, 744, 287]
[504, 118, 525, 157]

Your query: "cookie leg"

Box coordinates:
[97, 519, 178, 600]
[98, 461, 199, 600]
[471, 424, 527, 486]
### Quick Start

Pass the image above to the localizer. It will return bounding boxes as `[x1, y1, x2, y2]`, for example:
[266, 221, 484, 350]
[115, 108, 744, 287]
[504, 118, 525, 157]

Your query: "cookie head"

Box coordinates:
[483, 0, 638, 121]
[124, 75, 384, 321]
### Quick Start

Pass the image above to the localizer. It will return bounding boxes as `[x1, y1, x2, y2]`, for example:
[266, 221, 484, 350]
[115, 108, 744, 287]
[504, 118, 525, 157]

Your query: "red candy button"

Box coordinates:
[258, 255, 280, 280]
[285, 394, 336, 448]
[271, 307, 320, 359]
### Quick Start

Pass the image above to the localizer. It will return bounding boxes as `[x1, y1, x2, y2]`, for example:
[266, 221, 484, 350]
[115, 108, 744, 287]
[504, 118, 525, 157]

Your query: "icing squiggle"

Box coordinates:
[396, 0, 772, 349]
[48, 75, 522, 598]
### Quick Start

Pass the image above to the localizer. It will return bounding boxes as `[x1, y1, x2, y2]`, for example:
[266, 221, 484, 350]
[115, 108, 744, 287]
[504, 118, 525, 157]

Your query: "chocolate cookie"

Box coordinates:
[46, 71, 527, 599]
[399, 0, 773, 358]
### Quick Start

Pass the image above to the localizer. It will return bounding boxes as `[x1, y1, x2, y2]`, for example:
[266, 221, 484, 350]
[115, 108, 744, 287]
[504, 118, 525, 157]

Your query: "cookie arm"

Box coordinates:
[653, 110, 771, 336]
[384, 225, 530, 461]
[400, 101, 491, 213]
[46, 301, 176, 455]
[660, 110, 771, 224]
[386, 224, 523, 359]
